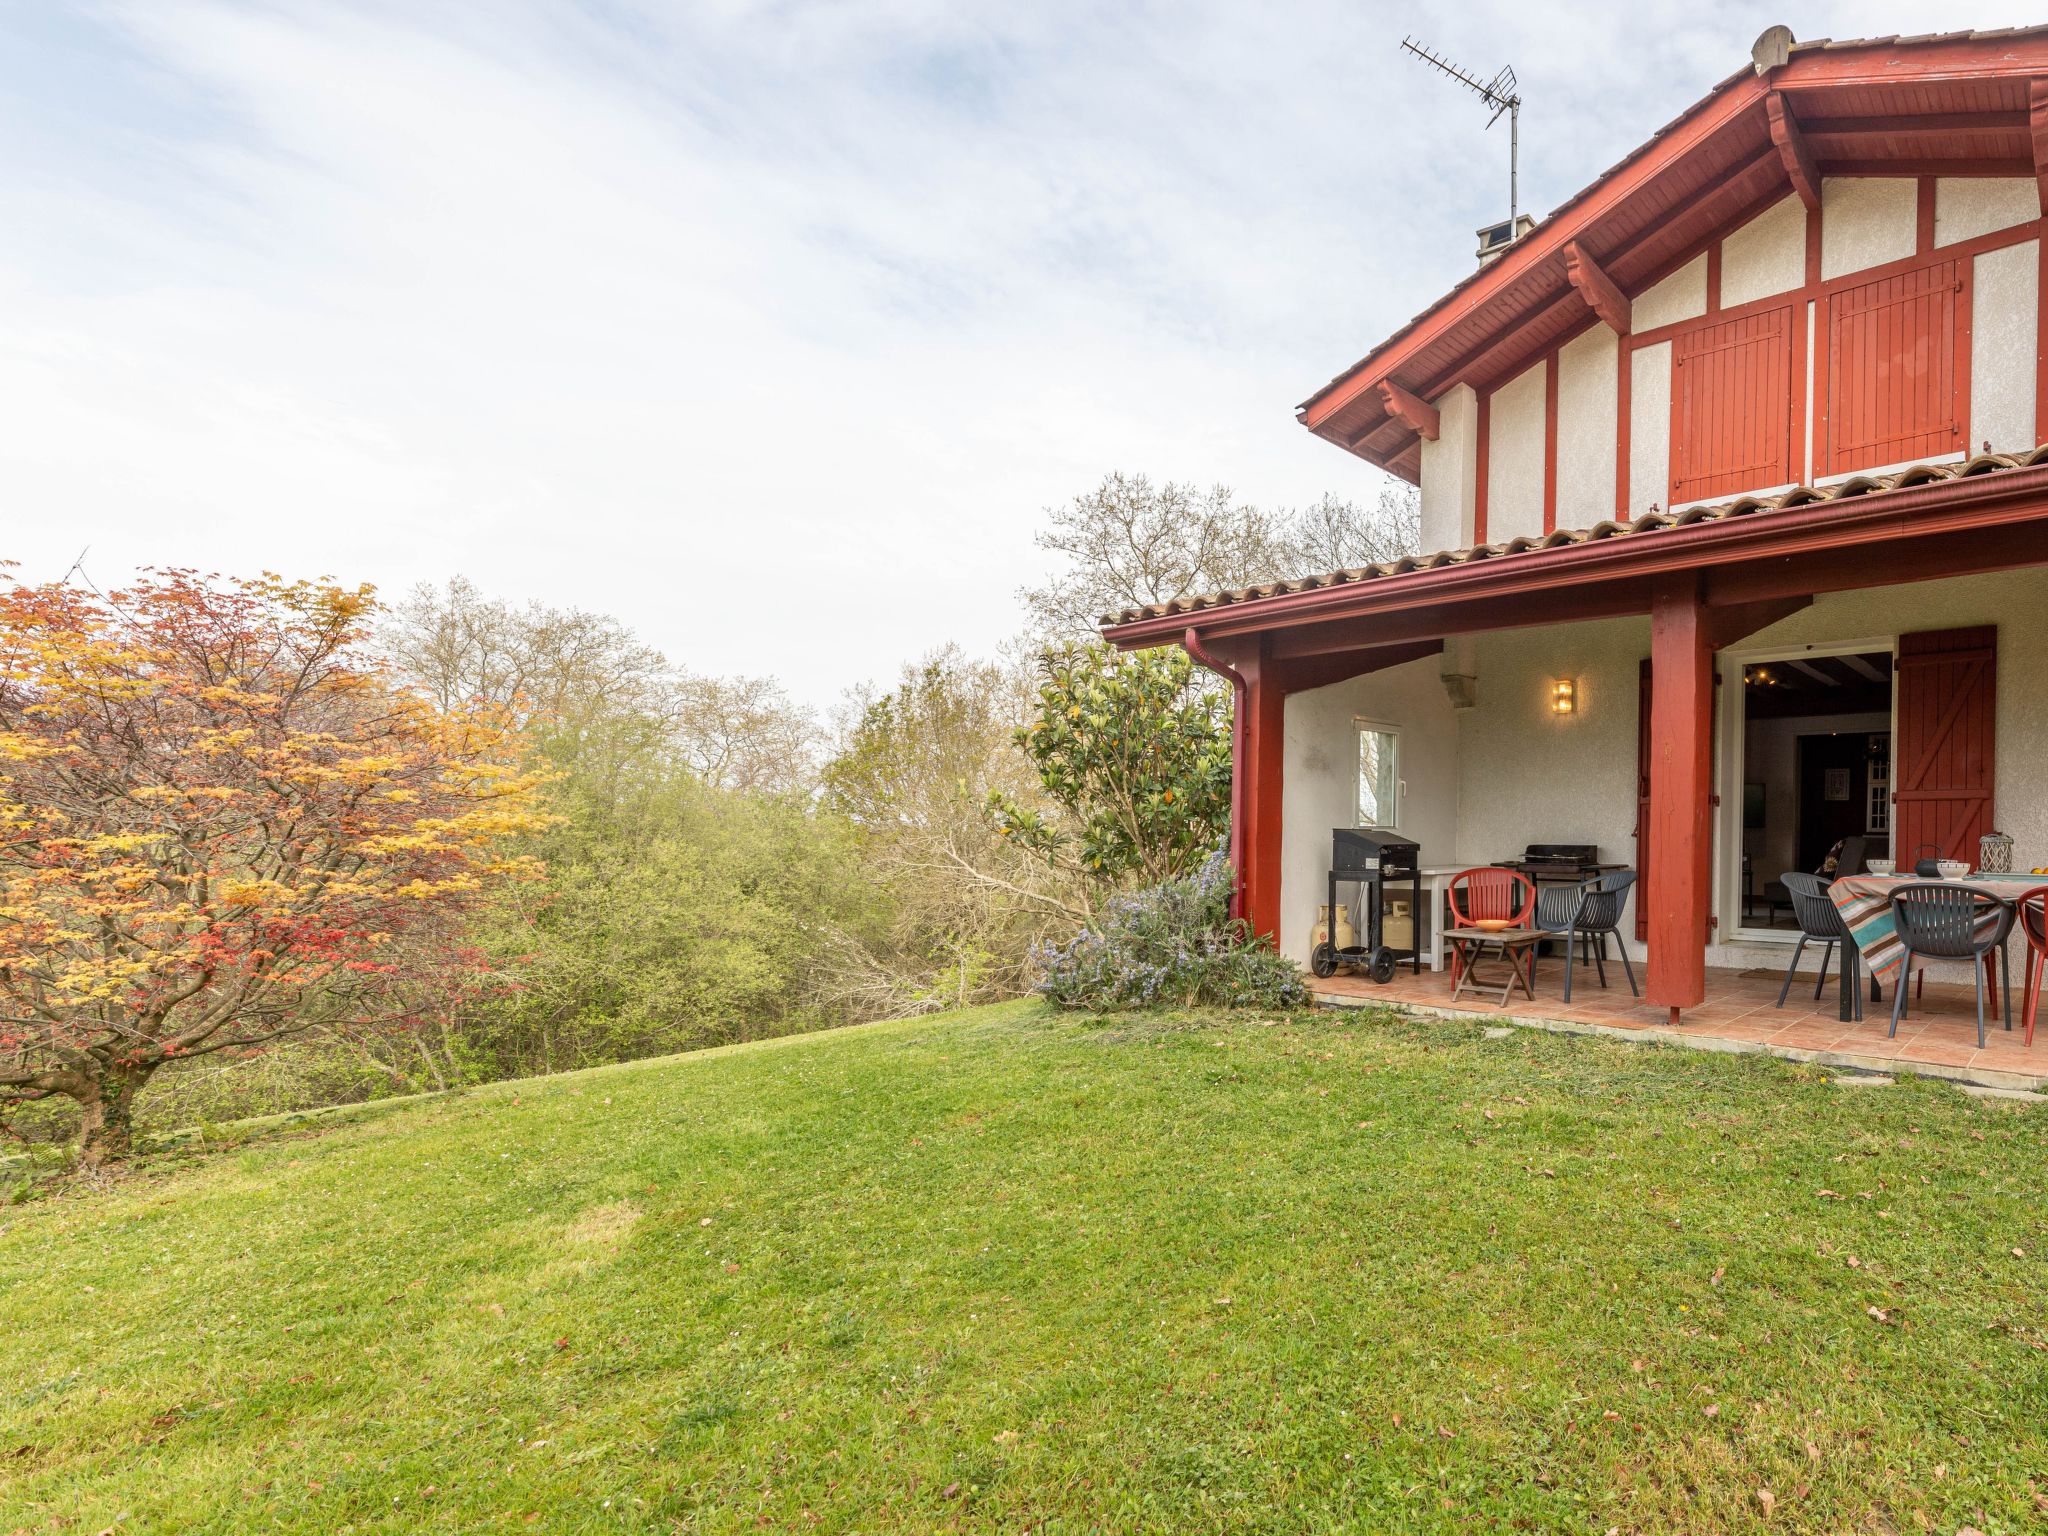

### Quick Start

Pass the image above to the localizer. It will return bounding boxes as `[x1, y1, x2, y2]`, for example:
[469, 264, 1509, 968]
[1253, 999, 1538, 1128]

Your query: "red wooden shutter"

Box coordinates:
[1669, 306, 1792, 504]
[1635, 658, 1652, 941]
[1824, 260, 1963, 474]
[1893, 626, 1996, 865]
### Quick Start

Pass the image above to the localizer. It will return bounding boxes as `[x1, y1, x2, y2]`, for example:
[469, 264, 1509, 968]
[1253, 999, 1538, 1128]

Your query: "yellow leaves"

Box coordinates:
[217, 878, 294, 908]
[0, 734, 56, 762]
[83, 831, 167, 853]
[0, 569, 560, 1039]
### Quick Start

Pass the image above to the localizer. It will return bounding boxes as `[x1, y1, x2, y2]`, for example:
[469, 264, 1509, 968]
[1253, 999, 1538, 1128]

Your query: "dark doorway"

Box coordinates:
[1796, 732, 1873, 873]
[1739, 651, 1892, 930]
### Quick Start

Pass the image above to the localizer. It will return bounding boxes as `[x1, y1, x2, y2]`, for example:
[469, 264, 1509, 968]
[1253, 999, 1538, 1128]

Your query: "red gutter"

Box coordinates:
[1181, 625, 1247, 923]
[1110, 464, 2048, 650]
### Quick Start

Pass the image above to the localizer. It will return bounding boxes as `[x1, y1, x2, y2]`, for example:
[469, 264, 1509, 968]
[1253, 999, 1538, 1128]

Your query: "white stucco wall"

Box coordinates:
[1627, 341, 1671, 515]
[1736, 568, 2048, 860]
[1936, 177, 2037, 247]
[1720, 194, 1806, 308]
[1420, 383, 1479, 554]
[1486, 362, 1548, 542]
[1278, 655, 1462, 966]
[1708, 568, 2048, 967]
[1554, 325, 1618, 528]
[1276, 568, 2048, 981]
[1820, 177, 1917, 281]
[1632, 252, 1707, 332]
[1456, 616, 1651, 939]
[1969, 238, 2038, 454]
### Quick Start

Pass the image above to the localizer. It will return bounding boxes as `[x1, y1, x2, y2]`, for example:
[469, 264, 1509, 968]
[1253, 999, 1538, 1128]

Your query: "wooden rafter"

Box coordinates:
[1562, 240, 1630, 335]
[1374, 379, 1440, 441]
[1766, 92, 1821, 210]
[1404, 147, 1780, 402]
[2029, 79, 2048, 214]
[1803, 110, 2025, 138]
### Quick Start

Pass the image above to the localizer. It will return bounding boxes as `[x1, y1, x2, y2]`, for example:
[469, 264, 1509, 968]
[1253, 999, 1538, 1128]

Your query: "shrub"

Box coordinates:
[1032, 848, 1310, 1010]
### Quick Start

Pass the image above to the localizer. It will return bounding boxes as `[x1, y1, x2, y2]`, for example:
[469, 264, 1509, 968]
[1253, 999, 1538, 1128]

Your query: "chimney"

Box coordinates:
[1475, 213, 1537, 265]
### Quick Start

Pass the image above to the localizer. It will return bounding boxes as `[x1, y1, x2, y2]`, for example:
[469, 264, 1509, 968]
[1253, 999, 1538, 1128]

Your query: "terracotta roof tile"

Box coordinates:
[1100, 447, 2048, 629]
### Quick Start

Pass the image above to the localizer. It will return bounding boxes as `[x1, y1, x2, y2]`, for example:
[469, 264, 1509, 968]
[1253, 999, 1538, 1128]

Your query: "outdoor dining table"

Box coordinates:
[1825, 872, 2044, 1022]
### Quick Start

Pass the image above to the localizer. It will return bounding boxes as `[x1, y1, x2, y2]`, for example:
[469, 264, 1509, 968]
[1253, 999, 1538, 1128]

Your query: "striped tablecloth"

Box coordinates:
[1828, 873, 2044, 983]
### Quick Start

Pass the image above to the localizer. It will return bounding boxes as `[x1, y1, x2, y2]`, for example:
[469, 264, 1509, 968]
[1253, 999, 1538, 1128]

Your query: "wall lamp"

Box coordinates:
[1550, 678, 1576, 715]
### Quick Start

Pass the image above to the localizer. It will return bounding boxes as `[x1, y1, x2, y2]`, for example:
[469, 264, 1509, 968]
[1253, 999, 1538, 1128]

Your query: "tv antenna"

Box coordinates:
[1400, 36, 1523, 224]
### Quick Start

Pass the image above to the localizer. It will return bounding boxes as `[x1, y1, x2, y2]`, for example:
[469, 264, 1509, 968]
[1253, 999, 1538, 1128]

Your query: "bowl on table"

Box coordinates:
[1864, 859, 1894, 877]
[1471, 918, 1514, 932]
[1936, 860, 1972, 880]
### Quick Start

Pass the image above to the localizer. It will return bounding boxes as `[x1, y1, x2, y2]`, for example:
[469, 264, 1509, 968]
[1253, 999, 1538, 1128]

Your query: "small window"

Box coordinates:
[1356, 721, 1401, 828]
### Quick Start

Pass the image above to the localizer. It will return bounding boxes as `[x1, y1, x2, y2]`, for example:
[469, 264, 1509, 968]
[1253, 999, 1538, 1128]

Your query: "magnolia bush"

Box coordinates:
[991, 643, 1229, 889]
[1033, 848, 1308, 1010]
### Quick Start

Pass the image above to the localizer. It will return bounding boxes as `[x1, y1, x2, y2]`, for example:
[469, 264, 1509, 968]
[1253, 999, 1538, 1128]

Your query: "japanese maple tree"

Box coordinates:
[0, 570, 550, 1166]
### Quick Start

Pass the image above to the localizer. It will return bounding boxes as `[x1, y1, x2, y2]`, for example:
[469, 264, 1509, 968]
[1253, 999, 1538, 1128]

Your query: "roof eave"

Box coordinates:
[1102, 456, 2048, 650]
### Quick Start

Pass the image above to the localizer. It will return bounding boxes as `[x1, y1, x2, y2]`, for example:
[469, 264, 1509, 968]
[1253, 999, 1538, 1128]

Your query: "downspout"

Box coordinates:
[1182, 626, 1247, 922]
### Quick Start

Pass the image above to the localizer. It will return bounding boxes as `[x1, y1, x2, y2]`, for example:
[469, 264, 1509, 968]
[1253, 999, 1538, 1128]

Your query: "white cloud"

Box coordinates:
[1, 0, 2038, 707]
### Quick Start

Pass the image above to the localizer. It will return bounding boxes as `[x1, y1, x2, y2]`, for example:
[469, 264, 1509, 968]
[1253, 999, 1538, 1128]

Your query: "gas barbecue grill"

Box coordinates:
[1311, 828, 1423, 985]
[1493, 843, 1627, 885]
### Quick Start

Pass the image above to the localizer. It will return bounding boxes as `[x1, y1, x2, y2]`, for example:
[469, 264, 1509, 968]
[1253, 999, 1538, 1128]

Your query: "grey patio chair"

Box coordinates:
[1887, 882, 2015, 1047]
[1775, 871, 1864, 1019]
[1533, 870, 1638, 1003]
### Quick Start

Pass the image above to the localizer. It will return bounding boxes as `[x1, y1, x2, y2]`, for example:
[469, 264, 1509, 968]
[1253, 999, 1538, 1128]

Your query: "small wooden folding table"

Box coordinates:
[1446, 927, 1543, 1006]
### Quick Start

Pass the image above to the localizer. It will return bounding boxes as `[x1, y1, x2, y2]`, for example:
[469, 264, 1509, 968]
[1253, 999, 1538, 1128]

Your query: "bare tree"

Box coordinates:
[822, 646, 1084, 1014]
[1023, 473, 1422, 640]
[1021, 474, 1295, 638]
[674, 673, 816, 795]
[383, 578, 816, 796]
[384, 578, 677, 730]
[1279, 484, 1422, 572]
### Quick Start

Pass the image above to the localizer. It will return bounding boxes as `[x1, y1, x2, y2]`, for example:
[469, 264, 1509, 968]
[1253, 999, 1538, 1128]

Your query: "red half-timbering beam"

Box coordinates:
[1189, 634, 1444, 942]
[1562, 240, 1630, 334]
[2029, 79, 2048, 214]
[1645, 578, 1715, 1018]
[1375, 379, 1440, 440]
[1640, 585, 1812, 1020]
[1767, 92, 1821, 211]
[1238, 639, 1287, 945]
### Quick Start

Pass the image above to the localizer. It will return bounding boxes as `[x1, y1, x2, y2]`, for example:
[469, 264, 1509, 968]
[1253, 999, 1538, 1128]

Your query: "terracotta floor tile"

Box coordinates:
[1311, 963, 2048, 1089]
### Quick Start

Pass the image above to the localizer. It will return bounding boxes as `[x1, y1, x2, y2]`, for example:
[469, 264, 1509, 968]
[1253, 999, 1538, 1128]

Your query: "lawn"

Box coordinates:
[5, 1002, 2047, 1534]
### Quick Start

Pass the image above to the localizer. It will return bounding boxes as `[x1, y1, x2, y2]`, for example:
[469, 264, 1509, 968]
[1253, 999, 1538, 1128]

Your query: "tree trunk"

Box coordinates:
[77, 1064, 152, 1170]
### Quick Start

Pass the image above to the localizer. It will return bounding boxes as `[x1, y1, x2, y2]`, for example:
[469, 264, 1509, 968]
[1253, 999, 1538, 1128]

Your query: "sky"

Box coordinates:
[2, 0, 2038, 711]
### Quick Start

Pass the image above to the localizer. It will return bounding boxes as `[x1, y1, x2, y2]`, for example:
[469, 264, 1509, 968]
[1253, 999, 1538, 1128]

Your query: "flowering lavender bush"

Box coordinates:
[1032, 847, 1311, 1010]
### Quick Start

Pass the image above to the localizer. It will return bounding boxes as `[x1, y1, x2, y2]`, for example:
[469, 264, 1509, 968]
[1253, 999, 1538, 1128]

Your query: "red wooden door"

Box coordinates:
[1824, 260, 1964, 474]
[1669, 306, 1793, 504]
[1893, 626, 1996, 865]
[1636, 657, 1652, 941]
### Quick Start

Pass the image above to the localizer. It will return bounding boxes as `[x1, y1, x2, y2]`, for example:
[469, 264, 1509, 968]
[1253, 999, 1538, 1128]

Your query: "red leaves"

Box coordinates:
[0, 569, 552, 1105]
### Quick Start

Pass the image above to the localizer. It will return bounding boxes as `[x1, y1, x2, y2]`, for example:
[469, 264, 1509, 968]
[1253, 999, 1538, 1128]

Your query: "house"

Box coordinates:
[1101, 26, 2048, 1029]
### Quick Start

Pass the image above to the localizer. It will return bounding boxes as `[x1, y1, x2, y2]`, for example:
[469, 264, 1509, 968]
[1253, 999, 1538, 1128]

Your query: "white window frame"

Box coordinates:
[1354, 718, 1404, 830]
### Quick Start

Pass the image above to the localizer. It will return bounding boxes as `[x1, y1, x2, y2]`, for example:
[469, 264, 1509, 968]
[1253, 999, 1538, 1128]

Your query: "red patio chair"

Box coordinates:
[1446, 867, 1537, 988]
[2018, 885, 2048, 1047]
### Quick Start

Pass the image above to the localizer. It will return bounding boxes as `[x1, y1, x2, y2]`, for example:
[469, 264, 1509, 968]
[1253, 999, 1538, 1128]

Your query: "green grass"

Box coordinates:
[5, 1002, 2047, 1533]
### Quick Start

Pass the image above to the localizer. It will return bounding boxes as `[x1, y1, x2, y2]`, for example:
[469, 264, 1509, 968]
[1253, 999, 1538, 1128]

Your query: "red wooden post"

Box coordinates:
[1646, 578, 1714, 1019]
[1238, 638, 1287, 944]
